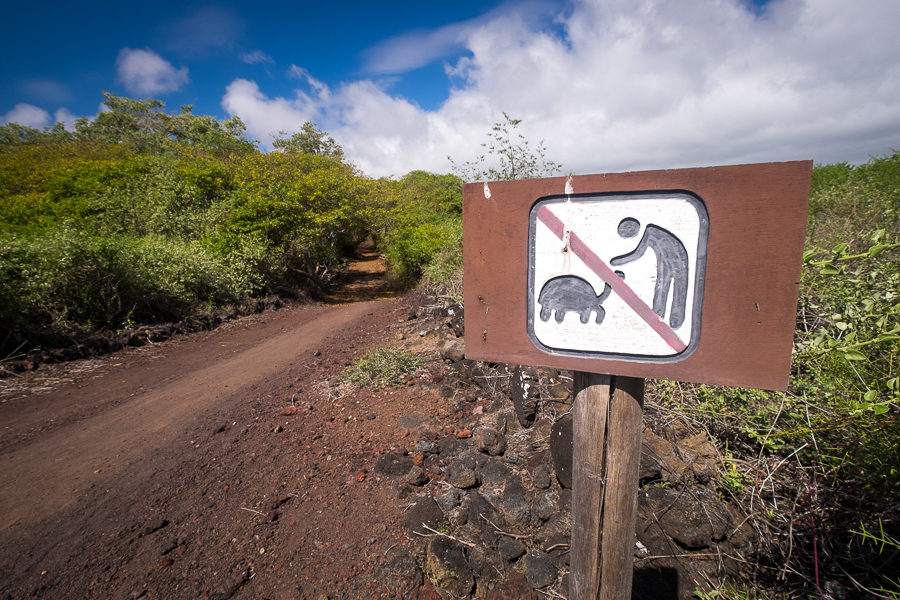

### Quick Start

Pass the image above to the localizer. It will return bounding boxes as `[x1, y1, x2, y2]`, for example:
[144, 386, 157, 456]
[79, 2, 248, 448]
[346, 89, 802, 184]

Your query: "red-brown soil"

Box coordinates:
[0, 255, 447, 599]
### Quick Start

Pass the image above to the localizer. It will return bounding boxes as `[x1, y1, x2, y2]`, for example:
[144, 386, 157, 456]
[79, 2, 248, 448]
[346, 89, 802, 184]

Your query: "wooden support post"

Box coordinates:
[569, 372, 645, 600]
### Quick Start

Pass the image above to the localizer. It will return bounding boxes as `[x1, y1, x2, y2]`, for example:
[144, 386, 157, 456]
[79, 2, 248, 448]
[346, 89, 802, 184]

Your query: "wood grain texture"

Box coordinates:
[569, 374, 645, 600]
[599, 376, 644, 600]
[463, 161, 812, 390]
[570, 372, 610, 599]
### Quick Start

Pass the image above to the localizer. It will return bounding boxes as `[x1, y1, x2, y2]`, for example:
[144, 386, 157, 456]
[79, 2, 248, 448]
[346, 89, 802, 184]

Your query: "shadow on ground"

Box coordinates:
[633, 567, 680, 599]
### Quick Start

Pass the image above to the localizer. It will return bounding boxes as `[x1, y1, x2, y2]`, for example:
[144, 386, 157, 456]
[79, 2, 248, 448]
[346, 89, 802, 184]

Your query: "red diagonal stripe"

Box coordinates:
[536, 205, 687, 353]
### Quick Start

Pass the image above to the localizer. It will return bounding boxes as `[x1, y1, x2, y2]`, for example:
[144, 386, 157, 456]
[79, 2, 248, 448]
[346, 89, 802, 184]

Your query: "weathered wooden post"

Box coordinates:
[463, 161, 811, 598]
[570, 373, 644, 599]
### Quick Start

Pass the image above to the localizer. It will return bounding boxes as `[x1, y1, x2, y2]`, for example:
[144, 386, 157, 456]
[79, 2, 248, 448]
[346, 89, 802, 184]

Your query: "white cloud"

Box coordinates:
[361, 1, 559, 75]
[287, 65, 331, 102]
[116, 48, 190, 95]
[362, 21, 472, 75]
[239, 50, 274, 65]
[54, 108, 78, 130]
[1, 103, 51, 128]
[221, 79, 317, 144]
[1, 104, 87, 131]
[223, 0, 900, 178]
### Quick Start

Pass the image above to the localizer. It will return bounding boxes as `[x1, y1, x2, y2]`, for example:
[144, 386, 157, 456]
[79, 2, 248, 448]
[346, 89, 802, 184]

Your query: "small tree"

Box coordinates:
[73, 93, 256, 157]
[450, 112, 561, 181]
[273, 122, 343, 159]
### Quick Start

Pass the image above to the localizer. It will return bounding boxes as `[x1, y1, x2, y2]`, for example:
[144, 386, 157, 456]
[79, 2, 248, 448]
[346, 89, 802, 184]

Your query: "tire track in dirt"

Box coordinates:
[0, 300, 382, 532]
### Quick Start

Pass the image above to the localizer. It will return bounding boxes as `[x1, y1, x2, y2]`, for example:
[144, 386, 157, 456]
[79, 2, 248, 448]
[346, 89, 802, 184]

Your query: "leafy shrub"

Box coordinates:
[421, 218, 463, 301]
[0, 103, 389, 350]
[808, 150, 899, 250]
[383, 218, 454, 283]
[794, 233, 899, 495]
[661, 153, 900, 497]
[377, 171, 463, 285]
[113, 234, 261, 317]
[226, 152, 372, 287]
[0, 225, 121, 343]
[0, 225, 267, 349]
[649, 152, 900, 598]
[0, 141, 127, 230]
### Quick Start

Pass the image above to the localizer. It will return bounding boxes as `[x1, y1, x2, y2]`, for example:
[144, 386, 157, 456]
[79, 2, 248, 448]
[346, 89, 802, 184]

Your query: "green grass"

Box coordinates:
[694, 586, 788, 600]
[340, 347, 425, 388]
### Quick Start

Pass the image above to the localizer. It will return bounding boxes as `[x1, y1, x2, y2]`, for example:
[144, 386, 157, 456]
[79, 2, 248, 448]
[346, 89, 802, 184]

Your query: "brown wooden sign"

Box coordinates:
[463, 161, 812, 391]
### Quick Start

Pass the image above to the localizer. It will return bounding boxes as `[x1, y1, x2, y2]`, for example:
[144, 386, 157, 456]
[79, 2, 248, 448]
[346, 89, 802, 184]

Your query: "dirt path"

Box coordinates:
[0, 301, 373, 531]
[0, 255, 444, 599]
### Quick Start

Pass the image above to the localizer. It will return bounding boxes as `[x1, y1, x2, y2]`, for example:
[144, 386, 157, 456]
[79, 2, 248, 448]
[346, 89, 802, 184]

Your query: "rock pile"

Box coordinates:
[375, 297, 757, 599]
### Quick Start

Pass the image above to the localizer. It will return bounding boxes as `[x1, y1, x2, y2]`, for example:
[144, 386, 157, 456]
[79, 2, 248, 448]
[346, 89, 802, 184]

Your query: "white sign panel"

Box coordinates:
[527, 192, 709, 362]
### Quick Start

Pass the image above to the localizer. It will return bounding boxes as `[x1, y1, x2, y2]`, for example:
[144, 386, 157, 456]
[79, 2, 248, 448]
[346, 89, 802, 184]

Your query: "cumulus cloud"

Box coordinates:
[239, 50, 273, 65]
[361, 0, 558, 74]
[287, 65, 331, 101]
[362, 21, 473, 75]
[221, 79, 318, 145]
[223, 0, 900, 178]
[1, 104, 85, 131]
[54, 108, 78, 130]
[1, 103, 51, 128]
[117, 48, 190, 95]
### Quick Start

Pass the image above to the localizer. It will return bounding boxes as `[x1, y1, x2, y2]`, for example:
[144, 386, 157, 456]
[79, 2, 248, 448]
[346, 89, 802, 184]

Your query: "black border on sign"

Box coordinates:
[526, 190, 709, 364]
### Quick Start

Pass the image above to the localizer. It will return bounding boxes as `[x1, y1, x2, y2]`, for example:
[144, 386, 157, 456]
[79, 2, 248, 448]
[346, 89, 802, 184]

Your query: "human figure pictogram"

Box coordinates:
[610, 217, 689, 329]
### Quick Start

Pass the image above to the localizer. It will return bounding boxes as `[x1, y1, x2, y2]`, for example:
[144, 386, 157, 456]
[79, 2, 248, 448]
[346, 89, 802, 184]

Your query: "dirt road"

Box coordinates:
[1, 302, 382, 531]
[0, 256, 442, 599]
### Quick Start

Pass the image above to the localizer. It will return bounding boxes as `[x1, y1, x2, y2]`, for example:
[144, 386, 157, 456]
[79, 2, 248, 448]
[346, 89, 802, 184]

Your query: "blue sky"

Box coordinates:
[1, 1, 502, 115]
[3, 0, 899, 178]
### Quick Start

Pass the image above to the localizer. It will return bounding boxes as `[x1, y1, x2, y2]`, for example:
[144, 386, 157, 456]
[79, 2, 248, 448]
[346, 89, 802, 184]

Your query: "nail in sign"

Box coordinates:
[528, 192, 709, 362]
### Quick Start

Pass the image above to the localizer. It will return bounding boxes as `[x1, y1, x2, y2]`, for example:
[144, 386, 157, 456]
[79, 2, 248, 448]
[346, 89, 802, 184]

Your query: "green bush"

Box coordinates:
[113, 234, 261, 316]
[793, 234, 899, 495]
[384, 218, 455, 283]
[808, 150, 899, 250]
[645, 154, 899, 597]
[421, 218, 463, 301]
[377, 171, 463, 285]
[0, 225, 119, 343]
[226, 152, 372, 284]
[0, 100, 474, 354]
[0, 225, 268, 349]
[0, 100, 391, 350]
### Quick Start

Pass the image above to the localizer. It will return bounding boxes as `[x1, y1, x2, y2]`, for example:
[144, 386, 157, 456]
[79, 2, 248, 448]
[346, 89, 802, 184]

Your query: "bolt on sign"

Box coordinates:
[464, 161, 813, 391]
